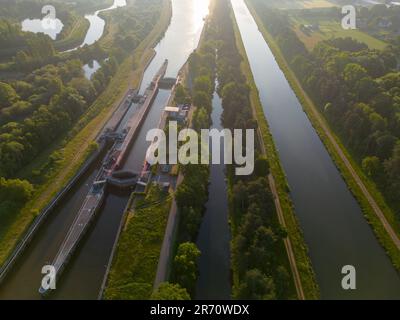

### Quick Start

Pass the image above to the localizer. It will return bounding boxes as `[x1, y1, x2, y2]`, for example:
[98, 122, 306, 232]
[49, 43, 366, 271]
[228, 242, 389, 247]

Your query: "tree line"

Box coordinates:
[214, 0, 292, 300]
[0, 0, 164, 233]
[251, 0, 400, 221]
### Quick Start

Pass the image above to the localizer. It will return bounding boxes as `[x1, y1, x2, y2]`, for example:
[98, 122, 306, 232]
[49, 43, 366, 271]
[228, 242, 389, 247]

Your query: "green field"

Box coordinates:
[293, 17, 387, 51]
[258, 0, 335, 10]
[104, 187, 172, 300]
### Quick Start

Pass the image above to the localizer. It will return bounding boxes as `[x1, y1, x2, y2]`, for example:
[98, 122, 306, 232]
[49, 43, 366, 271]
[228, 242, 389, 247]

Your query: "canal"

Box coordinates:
[195, 82, 231, 300]
[0, 0, 209, 300]
[231, 0, 400, 299]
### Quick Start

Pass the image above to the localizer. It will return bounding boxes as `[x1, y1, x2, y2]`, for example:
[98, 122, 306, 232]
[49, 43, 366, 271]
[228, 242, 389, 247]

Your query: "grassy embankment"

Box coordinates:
[54, 16, 89, 51]
[0, 0, 172, 268]
[245, 0, 400, 270]
[104, 186, 172, 299]
[230, 5, 320, 300]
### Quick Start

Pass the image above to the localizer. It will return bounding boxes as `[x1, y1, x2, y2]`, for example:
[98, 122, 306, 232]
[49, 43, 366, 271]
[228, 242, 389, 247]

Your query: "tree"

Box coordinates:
[234, 269, 276, 300]
[175, 84, 190, 105]
[362, 156, 381, 178]
[194, 76, 212, 94]
[180, 206, 202, 241]
[174, 242, 201, 295]
[0, 82, 19, 109]
[193, 91, 211, 111]
[57, 87, 87, 119]
[151, 282, 190, 300]
[69, 77, 97, 104]
[0, 177, 34, 203]
[254, 156, 269, 177]
[275, 266, 291, 299]
[193, 107, 209, 130]
[343, 63, 368, 87]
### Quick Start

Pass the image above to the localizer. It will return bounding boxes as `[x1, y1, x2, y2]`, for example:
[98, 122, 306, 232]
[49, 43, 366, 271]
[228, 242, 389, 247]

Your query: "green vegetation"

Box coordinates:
[290, 6, 387, 51]
[150, 282, 190, 300]
[249, 0, 335, 10]
[0, 0, 170, 268]
[248, 0, 400, 269]
[165, 13, 217, 299]
[104, 186, 172, 300]
[173, 242, 201, 296]
[199, 0, 313, 300]
[232, 12, 319, 298]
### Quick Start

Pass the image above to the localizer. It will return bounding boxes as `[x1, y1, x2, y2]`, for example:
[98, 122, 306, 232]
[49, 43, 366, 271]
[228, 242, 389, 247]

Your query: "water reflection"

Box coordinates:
[231, 0, 400, 299]
[21, 18, 64, 40]
[83, 60, 101, 80]
[70, 0, 127, 51]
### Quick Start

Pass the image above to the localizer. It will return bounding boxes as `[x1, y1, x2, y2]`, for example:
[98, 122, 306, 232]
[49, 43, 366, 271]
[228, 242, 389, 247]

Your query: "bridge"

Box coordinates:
[39, 60, 169, 295]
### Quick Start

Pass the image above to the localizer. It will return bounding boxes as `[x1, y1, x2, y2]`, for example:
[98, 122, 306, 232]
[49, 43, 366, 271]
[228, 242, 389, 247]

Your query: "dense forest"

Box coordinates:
[0, 0, 163, 236]
[250, 0, 400, 219]
[167, 20, 216, 299]
[198, 0, 293, 300]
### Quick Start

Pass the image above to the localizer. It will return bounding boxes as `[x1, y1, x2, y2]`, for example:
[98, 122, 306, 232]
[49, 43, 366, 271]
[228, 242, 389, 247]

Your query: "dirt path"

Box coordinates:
[255, 122, 305, 299]
[299, 84, 400, 250]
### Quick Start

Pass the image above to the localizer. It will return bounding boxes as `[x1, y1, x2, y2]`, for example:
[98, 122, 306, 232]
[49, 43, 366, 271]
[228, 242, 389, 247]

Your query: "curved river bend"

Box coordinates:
[21, 0, 126, 47]
[0, 0, 209, 300]
[232, 0, 400, 299]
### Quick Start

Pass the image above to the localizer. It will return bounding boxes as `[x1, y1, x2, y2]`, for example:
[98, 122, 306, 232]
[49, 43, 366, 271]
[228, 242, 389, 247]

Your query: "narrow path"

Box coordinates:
[240, 22, 306, 300]
[254, 114, 305, 300]
[268, 174, 305, 300]
[301, 88, 400, 250]
[245, 0, 400, 252]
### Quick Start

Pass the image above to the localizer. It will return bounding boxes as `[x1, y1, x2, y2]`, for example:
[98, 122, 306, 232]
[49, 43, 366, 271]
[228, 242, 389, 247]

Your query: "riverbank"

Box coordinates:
[230, 3, 319, 300]
[245, 0, 400, 271]
[54, 16, 90, 52]
[0, 0, 172, 269]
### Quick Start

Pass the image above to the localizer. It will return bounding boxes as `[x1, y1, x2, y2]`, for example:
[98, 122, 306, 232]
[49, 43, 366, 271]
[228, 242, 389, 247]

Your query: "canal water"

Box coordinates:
[0, 0, 209, 299]
[231, 0, 400, 299]
[68, 0, 127, 51]
[83, 60, 101, 80]
[196, 83, 231, 300]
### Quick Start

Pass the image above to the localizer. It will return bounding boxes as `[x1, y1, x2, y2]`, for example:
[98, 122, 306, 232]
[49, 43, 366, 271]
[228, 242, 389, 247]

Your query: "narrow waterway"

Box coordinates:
[196, 83, 231, 300]
[67, 0, 127, 51]
[21, 0, 126, 47]
[0, 0, 209, 300]
[232, 0, 400, 299]
[83, 60, 101, 80]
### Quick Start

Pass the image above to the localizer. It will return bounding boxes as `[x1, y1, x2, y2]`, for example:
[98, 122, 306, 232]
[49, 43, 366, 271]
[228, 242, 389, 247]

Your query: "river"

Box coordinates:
[67, 0, 127, 51]
[0, 0, 209, 300]
[21, 0, 126, 46]
[195, 82, 231, 300]
[231, 0, 400, 299]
